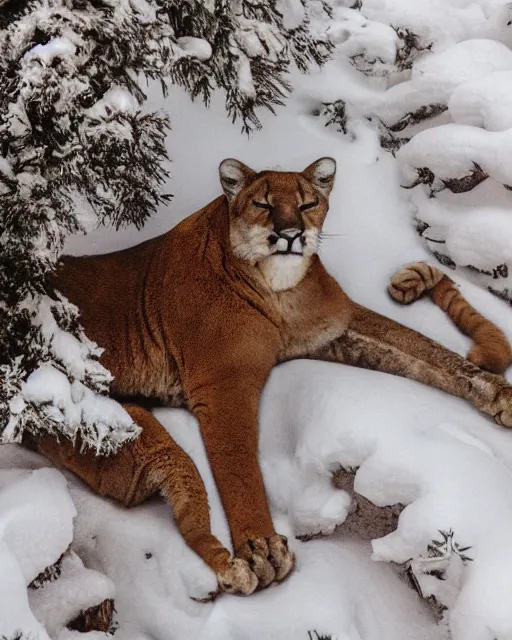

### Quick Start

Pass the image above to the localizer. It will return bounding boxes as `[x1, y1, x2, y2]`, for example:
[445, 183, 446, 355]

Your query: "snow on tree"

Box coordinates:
[317, 0, 512, 306]
[0, 0, 333, 453]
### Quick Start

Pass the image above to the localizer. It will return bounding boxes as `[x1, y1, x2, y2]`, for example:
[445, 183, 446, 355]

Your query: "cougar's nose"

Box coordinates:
[271, 228, 304, 253]
[279, 228, 303, 240]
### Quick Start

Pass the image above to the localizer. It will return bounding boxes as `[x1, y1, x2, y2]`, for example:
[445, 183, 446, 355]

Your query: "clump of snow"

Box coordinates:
[276, 0, 306, 30]
[176, 37, 212, 62]
[87, 86, 139, 118]
[448, 70, 512, 131]
[409, 189, 512, 270]
[24, 38, 76, 65]
[125, 0, 157, 24]
[356, 0, 488, 49]
[21, 364, 138, 453]
[29, 551, 114, 639]
[0, 468, 75, 582]
[236, 54, 257, 100]
[0, 468, 74, 639]
[0, 156, 14, 180]
[28, 295, 105, 382]
[412, 39, 512, 89]
[327, 7, 399, 77]
[234, 17, 287, 61]
[397, 123, 512, 184]
[373, 39, 512, 126]
[0, 466, 115, 639]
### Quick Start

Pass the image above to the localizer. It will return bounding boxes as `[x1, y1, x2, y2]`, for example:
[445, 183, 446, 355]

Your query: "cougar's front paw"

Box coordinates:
[492, 385, 512, 428]
[236, 534, 295, 589]
[216, 557, 258, 596]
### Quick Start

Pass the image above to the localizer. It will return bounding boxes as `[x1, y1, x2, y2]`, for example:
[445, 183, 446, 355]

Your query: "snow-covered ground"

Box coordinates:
[3, 1, 512, 639]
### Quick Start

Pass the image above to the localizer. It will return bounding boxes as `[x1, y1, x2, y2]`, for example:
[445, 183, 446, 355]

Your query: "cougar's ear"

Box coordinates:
[302, 157, 336, 197]
[219, 158, 255, 203]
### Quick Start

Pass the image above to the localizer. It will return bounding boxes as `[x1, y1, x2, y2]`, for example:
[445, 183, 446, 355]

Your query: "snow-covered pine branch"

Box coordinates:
[316, 0, 512, 306]
[0, 0, 332, 451]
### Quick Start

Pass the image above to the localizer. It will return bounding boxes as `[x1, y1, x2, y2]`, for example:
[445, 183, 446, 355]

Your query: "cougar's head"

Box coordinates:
[219, 157, 336, 291]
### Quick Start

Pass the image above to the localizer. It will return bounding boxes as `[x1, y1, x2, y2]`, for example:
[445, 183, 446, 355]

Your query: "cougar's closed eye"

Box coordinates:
[253, 201, 273, 210]
[299, 199, 319, 212]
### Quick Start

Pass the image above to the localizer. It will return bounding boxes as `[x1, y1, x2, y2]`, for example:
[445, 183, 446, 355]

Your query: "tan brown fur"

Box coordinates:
[29, 158, 512, 597]
[389, 262, 512, 375]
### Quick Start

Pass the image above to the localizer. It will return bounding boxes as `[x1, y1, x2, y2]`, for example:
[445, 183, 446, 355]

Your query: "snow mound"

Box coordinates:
[29, 551, 114, 639]
[0, 468, 75, 583]
[397, 123, 512, 185]
[5, 357, 512, 639]
[448, 70, 512, 131]
[0, 468, 74, 639]
[410, 189, 512, 271]
[259, 360, 512, 640]
[374, 39, 512, 126]
[0, 467, 114, 639]
[327, 7, 399, 77]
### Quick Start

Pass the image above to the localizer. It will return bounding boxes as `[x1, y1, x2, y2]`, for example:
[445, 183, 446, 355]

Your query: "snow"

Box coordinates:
[6, 73, 512, 637]
[0, 468, 76, 640]
[4, 294, 141, 452]
[449, 71, 512, 130]
[369, 39, 512, 126]
[0, 466, 116, 639]
[350, 0, 500, 49]
[409, 190, 512, 270]
[4, 1, 512, 638]
[397, 124, 512, 184]
[0, 539, 50, 640]
[327, 7, 399, 77]
[88, 87, 139, 117]
[29, 551, 114, 639]
[21, 364, 139, 452]
[0, 468, 75, 582]
[234, 16, 287, 61]
[276, 0, 306, 30]
[175, 37, 212, 62]
[24, 38, 76, 65]
[237, 53, 257, 100]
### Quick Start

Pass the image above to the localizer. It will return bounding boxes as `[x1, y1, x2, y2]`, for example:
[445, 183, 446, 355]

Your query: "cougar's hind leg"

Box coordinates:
[310, 304, 512, 427]
[30, 403, 258, 596]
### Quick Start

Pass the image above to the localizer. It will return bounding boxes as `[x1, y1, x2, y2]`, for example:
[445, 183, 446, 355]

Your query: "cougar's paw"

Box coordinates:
[492, 386, 512, 428]
[389, 264, 430, 304]
[216, 557, 258, 596]
[237, 535, 295, 589]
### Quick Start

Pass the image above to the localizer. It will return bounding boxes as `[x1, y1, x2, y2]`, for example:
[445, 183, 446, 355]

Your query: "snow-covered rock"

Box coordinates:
[29, 551, 114, 639]
[0, 468, 74, 639]
[0, 467, 114, 639]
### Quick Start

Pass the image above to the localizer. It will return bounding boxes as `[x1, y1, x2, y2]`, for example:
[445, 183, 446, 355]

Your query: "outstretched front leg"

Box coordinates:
[310, 303, 512, 427]
[188, 369, 295, 590]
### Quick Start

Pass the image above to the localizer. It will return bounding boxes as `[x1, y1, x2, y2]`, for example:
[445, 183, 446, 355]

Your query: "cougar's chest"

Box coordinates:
[273, 264, 352, 361]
